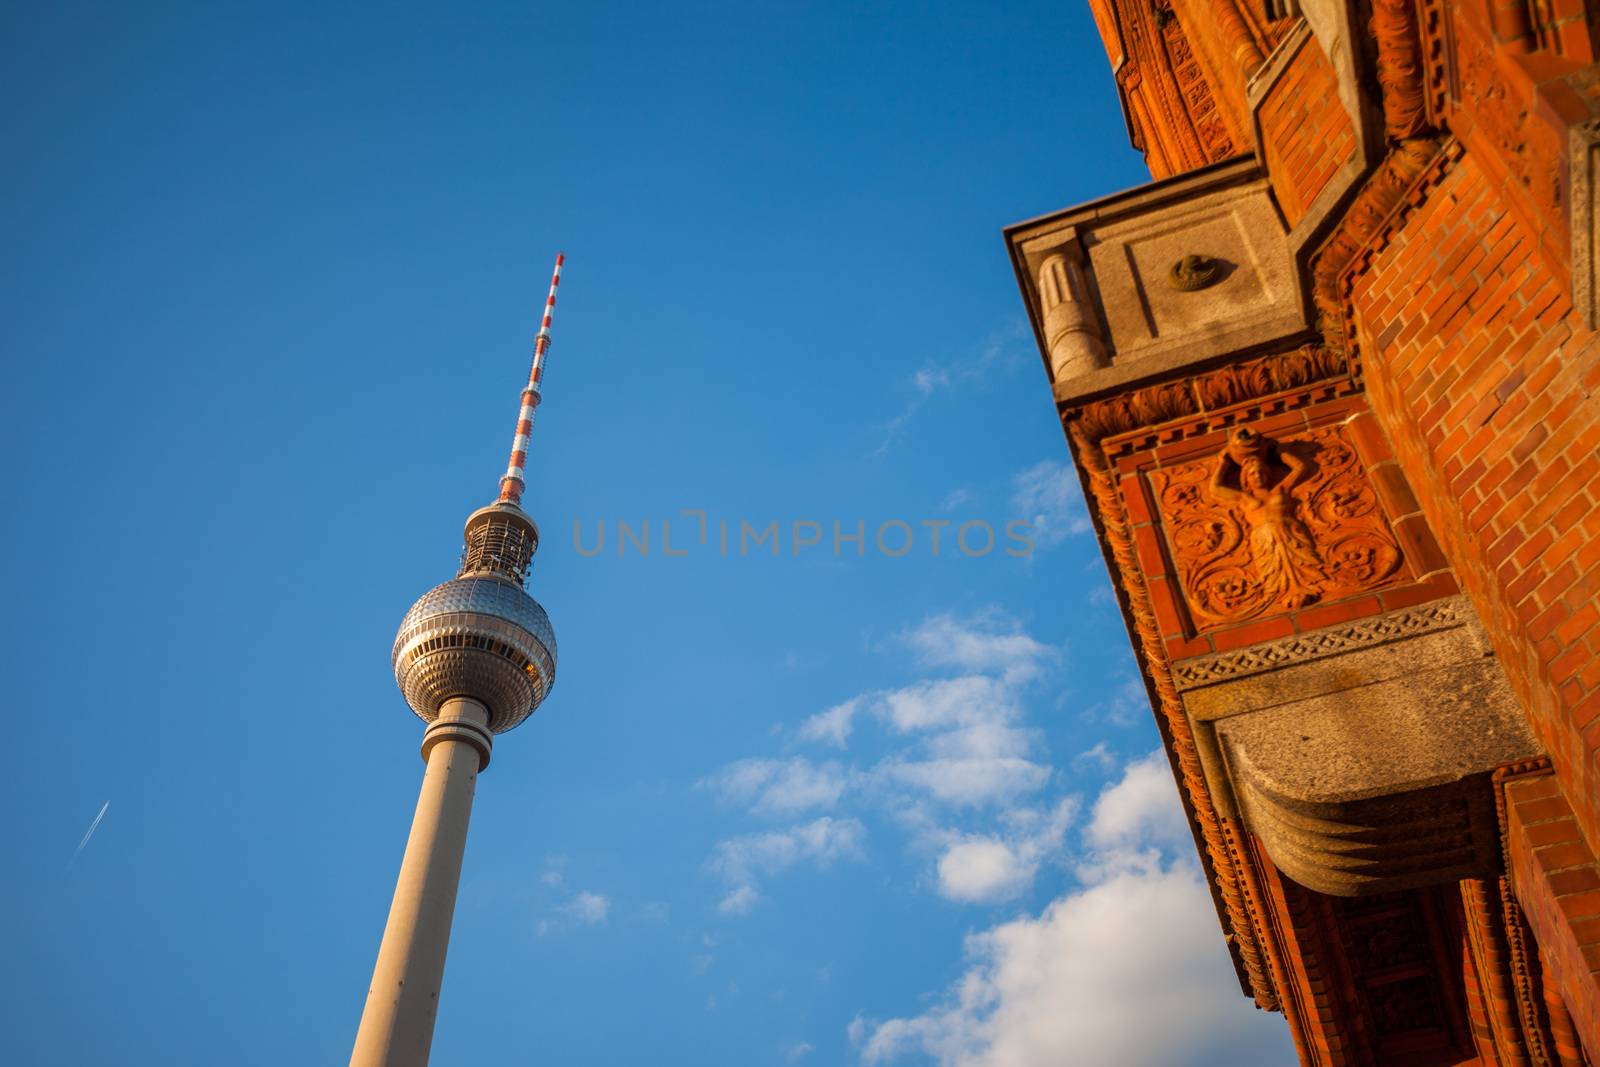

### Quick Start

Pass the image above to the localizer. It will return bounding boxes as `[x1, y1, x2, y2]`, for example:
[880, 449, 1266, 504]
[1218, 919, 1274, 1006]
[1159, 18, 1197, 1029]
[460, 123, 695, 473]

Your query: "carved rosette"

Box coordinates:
[1150, 425, 1404, 629]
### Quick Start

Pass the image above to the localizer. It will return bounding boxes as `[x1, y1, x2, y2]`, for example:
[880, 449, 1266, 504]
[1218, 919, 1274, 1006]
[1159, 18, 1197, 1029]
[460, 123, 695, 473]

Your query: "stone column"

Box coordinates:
[350, 697, 493, 1067]
[1037, 248, 1107, 382]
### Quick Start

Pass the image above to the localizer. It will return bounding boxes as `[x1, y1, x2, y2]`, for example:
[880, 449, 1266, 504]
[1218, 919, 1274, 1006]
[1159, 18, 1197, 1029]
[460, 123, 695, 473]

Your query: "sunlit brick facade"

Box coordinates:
[1009, 1, 1600, 1061]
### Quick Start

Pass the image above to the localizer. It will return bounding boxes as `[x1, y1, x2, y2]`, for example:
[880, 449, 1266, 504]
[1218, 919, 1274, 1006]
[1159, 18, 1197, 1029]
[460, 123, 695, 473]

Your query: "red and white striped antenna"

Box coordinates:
[498, 252, 565, 506]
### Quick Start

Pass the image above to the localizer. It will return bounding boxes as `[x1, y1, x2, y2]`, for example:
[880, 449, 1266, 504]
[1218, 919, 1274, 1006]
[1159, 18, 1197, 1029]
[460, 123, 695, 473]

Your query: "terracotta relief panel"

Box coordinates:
[1148, 423, 1405, 631]
[1161, 17, 1236, 162]
[1454, 15, 1565, 240]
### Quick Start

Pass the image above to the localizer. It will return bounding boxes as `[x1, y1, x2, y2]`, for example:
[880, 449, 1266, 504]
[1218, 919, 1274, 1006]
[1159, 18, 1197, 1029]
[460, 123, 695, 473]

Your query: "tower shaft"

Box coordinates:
[350, 698, 492, 1067]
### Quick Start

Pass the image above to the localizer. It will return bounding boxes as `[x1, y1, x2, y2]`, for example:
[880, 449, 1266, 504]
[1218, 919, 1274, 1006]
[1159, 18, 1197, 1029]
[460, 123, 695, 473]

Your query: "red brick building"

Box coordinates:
[1006, 1, 1600, 1061]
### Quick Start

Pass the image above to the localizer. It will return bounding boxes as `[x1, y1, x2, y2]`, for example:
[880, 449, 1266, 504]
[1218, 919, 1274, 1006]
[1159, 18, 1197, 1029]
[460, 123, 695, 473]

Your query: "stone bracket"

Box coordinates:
[1175, 595, 1542, 895]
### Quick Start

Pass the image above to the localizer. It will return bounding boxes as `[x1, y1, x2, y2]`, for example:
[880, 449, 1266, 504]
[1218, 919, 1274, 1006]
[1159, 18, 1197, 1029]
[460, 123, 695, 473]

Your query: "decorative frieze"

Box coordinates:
[1069, 343, 1348, 445]
[1173, 597, 1465, 689]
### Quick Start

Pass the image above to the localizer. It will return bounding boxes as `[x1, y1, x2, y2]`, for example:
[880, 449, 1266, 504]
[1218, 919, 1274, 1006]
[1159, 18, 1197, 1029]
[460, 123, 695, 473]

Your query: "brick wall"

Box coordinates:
[1504, 772, 1600, 1056]
[1537, 0, 1599, 59]
[1256, 33, 1356, 228]
[1349, 141, 1600, 860]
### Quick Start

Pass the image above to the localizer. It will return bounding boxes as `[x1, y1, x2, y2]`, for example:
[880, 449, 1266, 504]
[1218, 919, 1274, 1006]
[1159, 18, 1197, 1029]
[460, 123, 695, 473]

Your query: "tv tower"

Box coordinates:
[350, 255, 566, 1067]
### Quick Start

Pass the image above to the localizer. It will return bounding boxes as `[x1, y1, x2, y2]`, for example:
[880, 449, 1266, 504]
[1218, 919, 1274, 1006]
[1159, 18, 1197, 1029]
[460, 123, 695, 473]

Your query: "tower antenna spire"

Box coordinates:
[498, 252, 565, 506]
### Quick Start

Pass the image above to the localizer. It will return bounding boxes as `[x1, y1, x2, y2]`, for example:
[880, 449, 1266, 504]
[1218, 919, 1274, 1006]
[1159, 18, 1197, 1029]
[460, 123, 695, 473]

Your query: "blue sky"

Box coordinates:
[1, 3, 1296, 1064]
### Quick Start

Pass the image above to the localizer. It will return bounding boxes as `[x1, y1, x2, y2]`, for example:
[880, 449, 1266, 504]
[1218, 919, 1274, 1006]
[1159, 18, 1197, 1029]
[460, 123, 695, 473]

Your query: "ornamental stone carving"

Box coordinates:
[1172, 598, 1465, 689]
[1167, 253, 1222, 290]
[1150, 424, 1403, 627]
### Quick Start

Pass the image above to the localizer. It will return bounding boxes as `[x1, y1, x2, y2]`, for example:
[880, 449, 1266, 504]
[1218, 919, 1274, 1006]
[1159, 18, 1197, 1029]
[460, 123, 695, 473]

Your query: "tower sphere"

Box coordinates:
[392, 574, 557, 735]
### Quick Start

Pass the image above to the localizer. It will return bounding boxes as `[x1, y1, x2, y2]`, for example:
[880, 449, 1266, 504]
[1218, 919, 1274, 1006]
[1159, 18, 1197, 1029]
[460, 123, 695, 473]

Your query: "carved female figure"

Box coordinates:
[1155, 424, 1404, 626]
[1209, 426, 1328, 609]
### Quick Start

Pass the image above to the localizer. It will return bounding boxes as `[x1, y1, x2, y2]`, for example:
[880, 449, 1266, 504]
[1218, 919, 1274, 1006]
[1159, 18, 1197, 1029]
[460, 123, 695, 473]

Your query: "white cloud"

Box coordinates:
[868, 673, 1050, 808]
[798, 614, 1056, 809]
[901, 612, 1051, 684]
[934, 799, 1076, 904]
[566, 890, 610, 923]
[799, 698, 861, 748]
[711, 817, 867, 916]
[709, 611, 1071, 923]
[939, 487, 975, 512]
[1085, 751, 1190, 857]
[718, 885, 759, 916]
[853, 755, 1292, 1067]
[539, 853, 568, 887]
[536, 889, 611, 935]
[784, 1040, 815, 1062]
[1010, 460, 1092, 549]
[879, 757, 1049, 808]
[713, 817, 866, 883]
[873, 323, 1026, 456]
[937, 840, 1031, 904]
[1086, 673, 1148, 728]
[1072, 741, 1118, 771]
[879, 675, 1015, 733]
[856, 864, 1287, 1066]
[703, 757, 848, 815]
[913, 324, 1023, 399]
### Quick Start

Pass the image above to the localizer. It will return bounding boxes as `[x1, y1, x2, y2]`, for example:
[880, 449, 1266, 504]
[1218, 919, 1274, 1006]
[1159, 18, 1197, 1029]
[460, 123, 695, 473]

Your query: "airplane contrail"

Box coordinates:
[64, 801, 109, 875]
